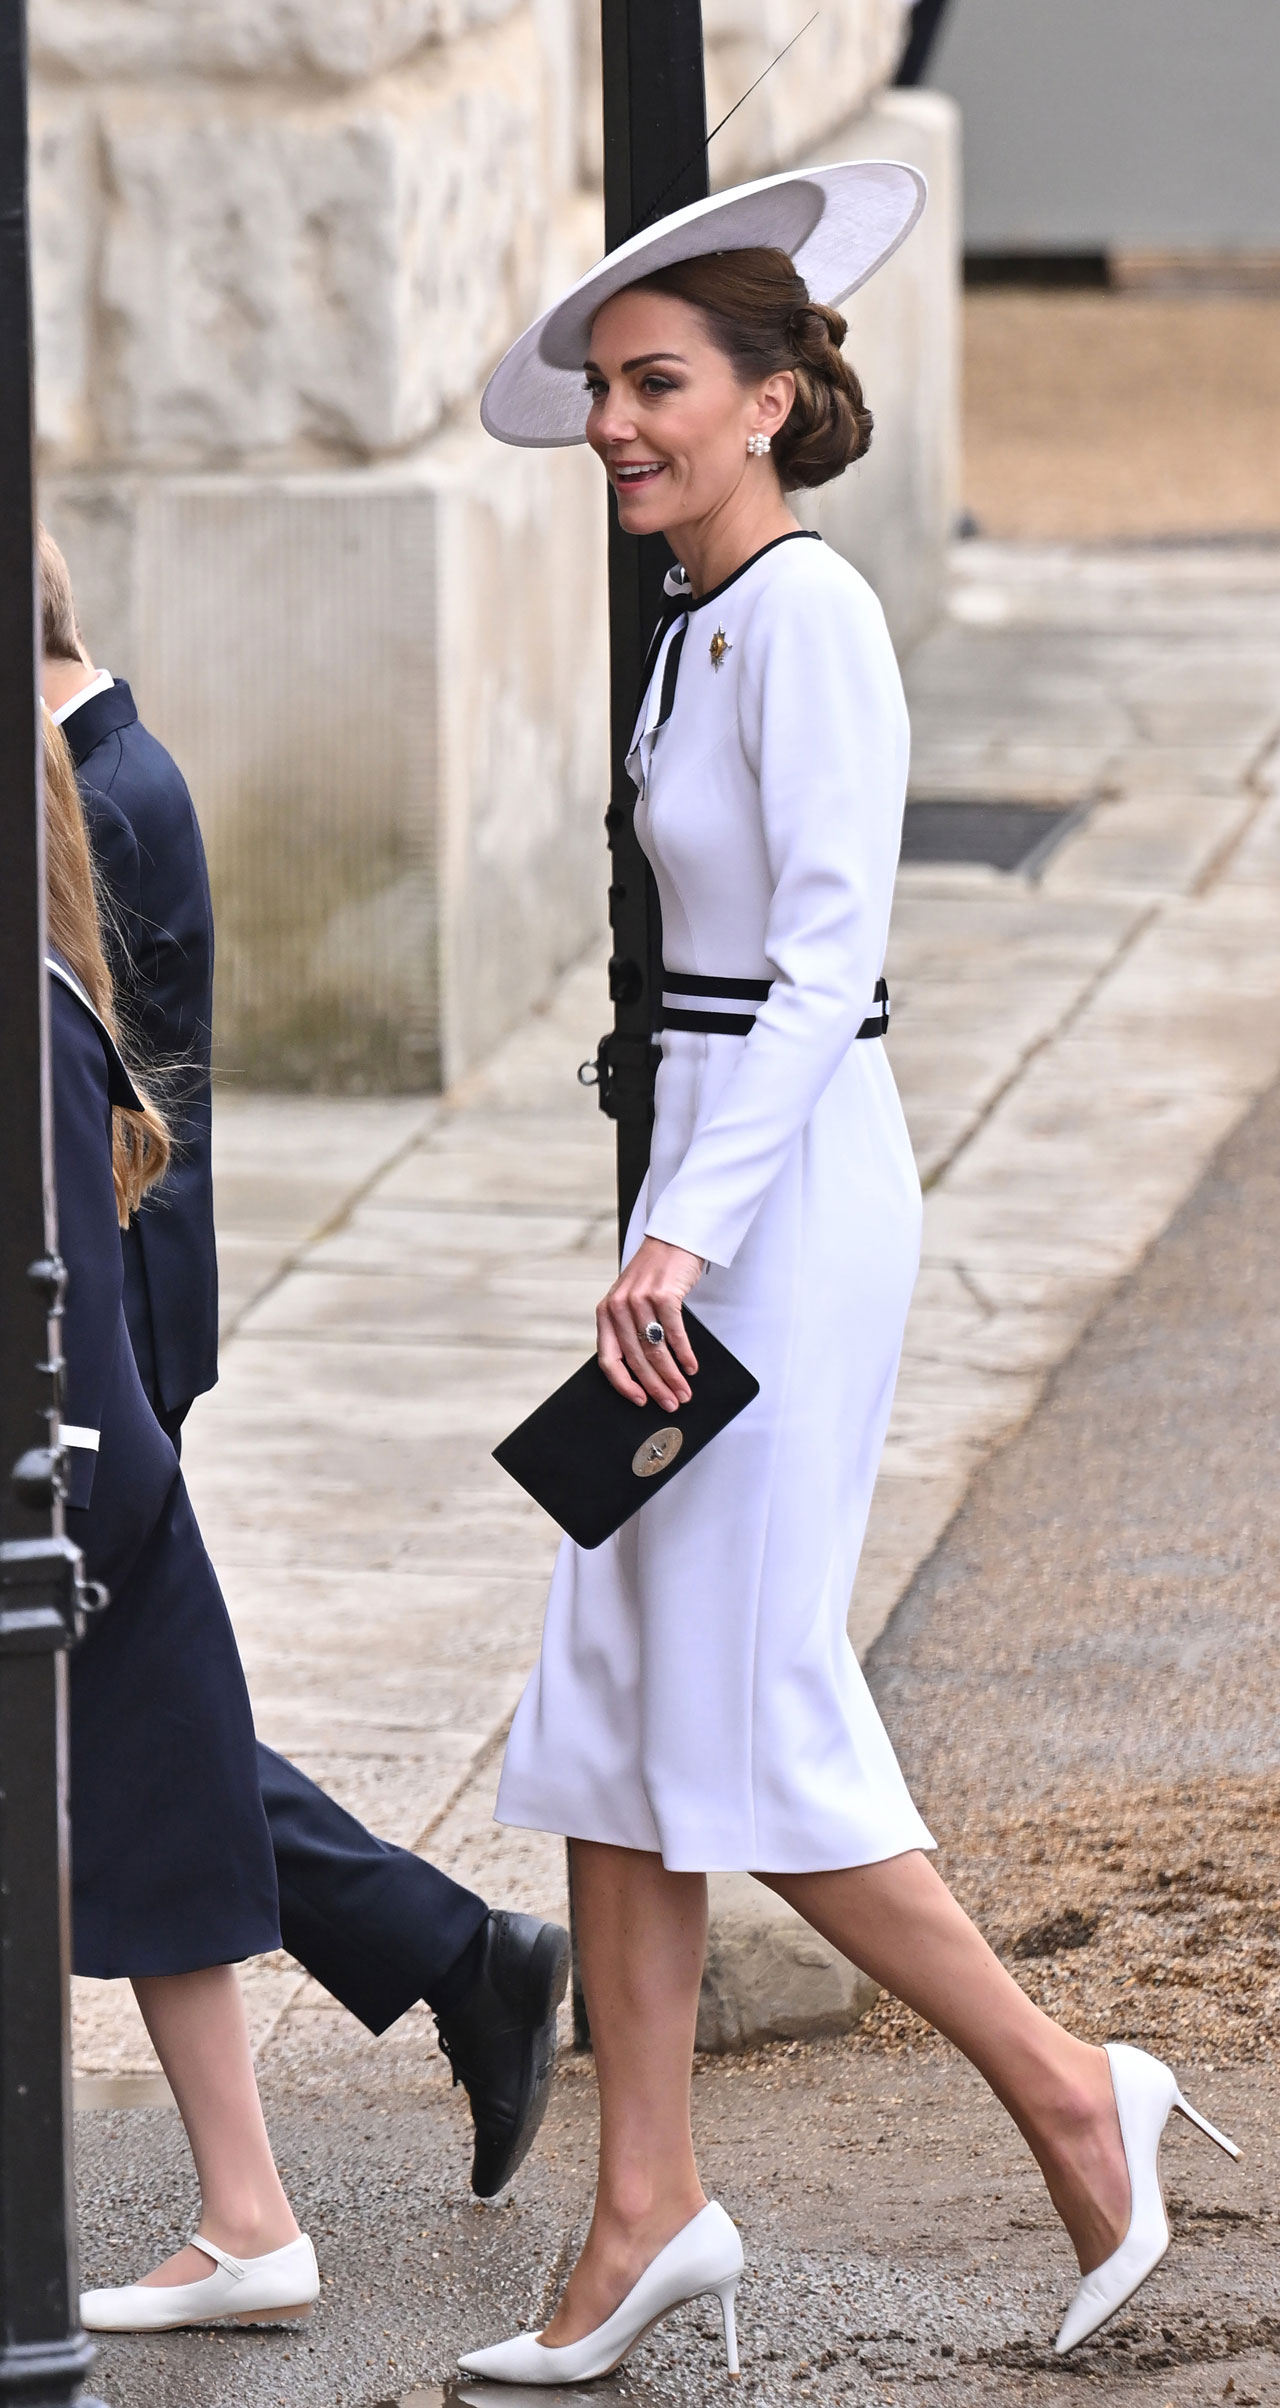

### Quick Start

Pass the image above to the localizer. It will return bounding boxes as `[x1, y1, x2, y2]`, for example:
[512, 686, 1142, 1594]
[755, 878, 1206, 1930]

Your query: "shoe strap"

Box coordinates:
[190, 2235, 246, 2281]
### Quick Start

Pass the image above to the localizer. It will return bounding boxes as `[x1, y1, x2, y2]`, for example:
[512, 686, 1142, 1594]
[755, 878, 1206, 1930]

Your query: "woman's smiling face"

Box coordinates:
[584, 286, 790, 543]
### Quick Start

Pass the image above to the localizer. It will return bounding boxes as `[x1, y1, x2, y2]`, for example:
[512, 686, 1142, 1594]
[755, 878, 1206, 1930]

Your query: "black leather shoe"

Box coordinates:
[434, 1911, 571, 2198]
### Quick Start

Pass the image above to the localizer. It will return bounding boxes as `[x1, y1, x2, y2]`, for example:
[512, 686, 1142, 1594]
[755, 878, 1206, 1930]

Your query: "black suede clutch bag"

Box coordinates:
[493, 1309, 759, 1549]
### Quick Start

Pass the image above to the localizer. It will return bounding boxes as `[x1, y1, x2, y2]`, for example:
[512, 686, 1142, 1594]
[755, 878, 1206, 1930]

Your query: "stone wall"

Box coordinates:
[32, 0, 581, 474]
[34, 0, 955, 1090]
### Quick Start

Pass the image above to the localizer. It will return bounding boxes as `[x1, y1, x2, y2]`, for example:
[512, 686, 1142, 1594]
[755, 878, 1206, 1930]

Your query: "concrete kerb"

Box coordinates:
[699, 1875, 880, 2054]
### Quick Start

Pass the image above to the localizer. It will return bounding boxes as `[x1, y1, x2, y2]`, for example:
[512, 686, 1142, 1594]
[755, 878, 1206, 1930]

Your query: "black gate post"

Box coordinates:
[571, 0, 709, 2046]
[592, 0, 709, 1244]
[894, 0, 954, 87]
[0, 1, 105, 2400]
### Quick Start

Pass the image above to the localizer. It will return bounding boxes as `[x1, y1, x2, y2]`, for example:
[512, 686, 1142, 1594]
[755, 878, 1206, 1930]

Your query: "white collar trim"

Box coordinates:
[51, 669, 114, 726]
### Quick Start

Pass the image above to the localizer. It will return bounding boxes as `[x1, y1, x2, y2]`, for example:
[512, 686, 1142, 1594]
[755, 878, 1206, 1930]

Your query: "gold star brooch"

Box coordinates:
[709, 627, 732, 671]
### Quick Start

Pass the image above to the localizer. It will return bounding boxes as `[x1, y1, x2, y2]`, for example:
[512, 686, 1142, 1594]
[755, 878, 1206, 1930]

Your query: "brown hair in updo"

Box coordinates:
[629, 246, 872, 491]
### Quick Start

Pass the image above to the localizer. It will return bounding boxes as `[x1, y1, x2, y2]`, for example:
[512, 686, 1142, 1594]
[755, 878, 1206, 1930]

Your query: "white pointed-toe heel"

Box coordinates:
[80, 2233, 319, 2333]
[457, 2198, 744, 2385]
[1054, 2042, 1239, 2355]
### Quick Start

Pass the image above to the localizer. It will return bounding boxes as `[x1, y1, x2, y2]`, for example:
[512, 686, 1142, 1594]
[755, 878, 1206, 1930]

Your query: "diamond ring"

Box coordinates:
[643, 1320, 665, 1347]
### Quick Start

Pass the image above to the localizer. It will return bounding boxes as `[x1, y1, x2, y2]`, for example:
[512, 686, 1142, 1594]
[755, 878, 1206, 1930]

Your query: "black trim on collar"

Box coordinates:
[655, 622, 688, 733]
[46, 953, 146, 1112]
[637, 596, 682, 711]
[60, 679, 139, 771]
[672, 529, 822, 615]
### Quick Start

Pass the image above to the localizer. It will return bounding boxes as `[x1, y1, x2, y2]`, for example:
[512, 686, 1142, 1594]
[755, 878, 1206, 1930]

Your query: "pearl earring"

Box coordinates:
[746, 432, 771, 458]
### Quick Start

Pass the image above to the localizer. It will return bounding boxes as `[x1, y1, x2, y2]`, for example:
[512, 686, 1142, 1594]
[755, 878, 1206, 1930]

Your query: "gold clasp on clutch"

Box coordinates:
[632, 1426, 684, 1478]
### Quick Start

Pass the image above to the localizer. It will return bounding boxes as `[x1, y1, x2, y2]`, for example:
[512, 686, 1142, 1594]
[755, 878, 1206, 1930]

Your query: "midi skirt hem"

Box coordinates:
[494, 1790, 936, 1877]
[72, 1922, 283, 1984]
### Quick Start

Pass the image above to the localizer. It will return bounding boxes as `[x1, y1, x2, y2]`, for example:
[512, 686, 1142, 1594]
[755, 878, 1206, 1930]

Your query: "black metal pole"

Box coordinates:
[571, 0, 709, 2049]
[591, 0, 709, 1247]
[0, 1, 103, 2400]
[894, 0, 955, 87]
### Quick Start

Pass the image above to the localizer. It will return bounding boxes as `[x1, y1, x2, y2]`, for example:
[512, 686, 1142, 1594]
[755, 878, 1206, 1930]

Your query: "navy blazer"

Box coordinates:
[65, 679, 218, 1417]
[49, 955, 177, 1565]
[49, 955, 279, 1978]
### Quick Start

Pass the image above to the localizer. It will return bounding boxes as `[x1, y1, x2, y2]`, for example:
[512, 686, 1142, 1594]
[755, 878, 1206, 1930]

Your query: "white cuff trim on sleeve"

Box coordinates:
[59, 1424, 100, 1452]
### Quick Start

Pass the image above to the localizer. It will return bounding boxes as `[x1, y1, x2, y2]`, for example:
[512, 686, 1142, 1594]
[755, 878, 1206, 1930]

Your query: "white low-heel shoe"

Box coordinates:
[1054, 2042, 1239, 2355]
[458, 2199, 744, 2384]
[80, 2233, 319, 2332]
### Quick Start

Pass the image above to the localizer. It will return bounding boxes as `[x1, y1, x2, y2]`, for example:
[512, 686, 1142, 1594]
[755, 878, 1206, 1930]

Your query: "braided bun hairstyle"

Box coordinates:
[630, 246, 873, 490]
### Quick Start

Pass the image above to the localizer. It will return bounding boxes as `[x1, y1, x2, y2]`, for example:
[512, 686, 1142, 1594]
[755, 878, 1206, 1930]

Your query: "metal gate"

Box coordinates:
[0, 1, 106, 2398]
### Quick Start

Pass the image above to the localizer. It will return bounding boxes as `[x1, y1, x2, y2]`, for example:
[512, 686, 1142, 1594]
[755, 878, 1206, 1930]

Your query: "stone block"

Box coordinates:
[91, 20, 556, 466]
[798, 87, 961, 654]
[697, 1874, 878, 2052]
[29, 93, 97, 462]
[573, 0, 603, 190]
[529, 0, 583, 201]
[44, 417, 608, 1090]
[31, 0, 525, 83]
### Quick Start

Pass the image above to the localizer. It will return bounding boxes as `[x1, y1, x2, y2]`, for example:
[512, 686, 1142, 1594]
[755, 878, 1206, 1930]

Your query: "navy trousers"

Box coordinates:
[150, 1370, 489, 2033]
[257, 1745, 489, 2034]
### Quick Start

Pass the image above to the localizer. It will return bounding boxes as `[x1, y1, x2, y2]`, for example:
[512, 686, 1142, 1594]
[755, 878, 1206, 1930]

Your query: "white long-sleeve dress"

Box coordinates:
[496, 530, 935, 1873]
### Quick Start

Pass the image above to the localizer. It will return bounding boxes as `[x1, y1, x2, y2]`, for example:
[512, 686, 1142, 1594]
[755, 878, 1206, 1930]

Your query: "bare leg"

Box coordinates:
[537, 1842, 708, 2347]
[130, 1965, 300, 2287]
[761, 1853, 1130, 2274]
[545, 1843, 1130, 2347]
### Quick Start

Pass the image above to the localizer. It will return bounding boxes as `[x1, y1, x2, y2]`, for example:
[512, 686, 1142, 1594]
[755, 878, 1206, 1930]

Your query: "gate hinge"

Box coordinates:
[0, 1534, 101, 1653]
[577, 1028, 661, 1122]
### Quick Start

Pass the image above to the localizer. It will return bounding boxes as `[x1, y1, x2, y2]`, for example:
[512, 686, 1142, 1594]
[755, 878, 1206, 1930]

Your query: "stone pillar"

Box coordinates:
[46, 435, 608, 1090]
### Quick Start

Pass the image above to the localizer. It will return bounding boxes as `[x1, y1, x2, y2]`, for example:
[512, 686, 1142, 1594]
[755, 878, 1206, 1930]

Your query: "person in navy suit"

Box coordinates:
[45, 711, 319, 2330]
[40, 526, 568, 2198]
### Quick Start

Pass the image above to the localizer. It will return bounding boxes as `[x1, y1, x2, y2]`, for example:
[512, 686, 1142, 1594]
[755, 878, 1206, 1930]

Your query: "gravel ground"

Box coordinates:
[864, 1061, 1280, 2072]
[77, 1073, 1280, 2408]
[962, 290, 1280, 540]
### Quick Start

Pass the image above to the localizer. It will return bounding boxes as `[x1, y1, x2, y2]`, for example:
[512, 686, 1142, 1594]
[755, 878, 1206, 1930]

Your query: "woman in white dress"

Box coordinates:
[461, 165, 1237, 2384]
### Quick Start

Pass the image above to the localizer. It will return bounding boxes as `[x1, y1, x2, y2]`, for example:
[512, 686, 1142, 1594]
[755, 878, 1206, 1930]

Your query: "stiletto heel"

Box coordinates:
[458, 2200, 745, 2385]
[1174, 2091, 1240, 2158]
[716, 2277, 741, 2377]
[1054, 2044, 1240, 2355]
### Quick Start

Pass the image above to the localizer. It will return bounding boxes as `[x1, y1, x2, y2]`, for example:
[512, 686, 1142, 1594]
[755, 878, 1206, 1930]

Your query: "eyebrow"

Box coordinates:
[582, 352, 690, 375]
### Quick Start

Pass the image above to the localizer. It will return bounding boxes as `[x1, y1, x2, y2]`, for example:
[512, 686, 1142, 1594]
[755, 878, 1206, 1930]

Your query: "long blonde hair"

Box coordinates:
[43, 708, 171, 1222]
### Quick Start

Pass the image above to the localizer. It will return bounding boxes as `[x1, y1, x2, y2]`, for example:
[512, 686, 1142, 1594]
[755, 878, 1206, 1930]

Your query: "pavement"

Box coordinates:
[72, 537, 1280, 2401]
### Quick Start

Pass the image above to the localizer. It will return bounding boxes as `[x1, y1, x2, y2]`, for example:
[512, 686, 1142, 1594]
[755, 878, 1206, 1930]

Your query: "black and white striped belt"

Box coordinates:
[659, 970, 890, 1038]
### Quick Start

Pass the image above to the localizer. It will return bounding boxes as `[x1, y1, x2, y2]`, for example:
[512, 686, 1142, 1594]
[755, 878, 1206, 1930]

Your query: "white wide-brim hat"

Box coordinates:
[481, 158, 926, 449]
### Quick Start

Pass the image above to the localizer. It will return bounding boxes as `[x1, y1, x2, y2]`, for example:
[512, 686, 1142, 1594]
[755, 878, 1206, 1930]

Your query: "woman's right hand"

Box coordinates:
[596, 1236, 704, 1409]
